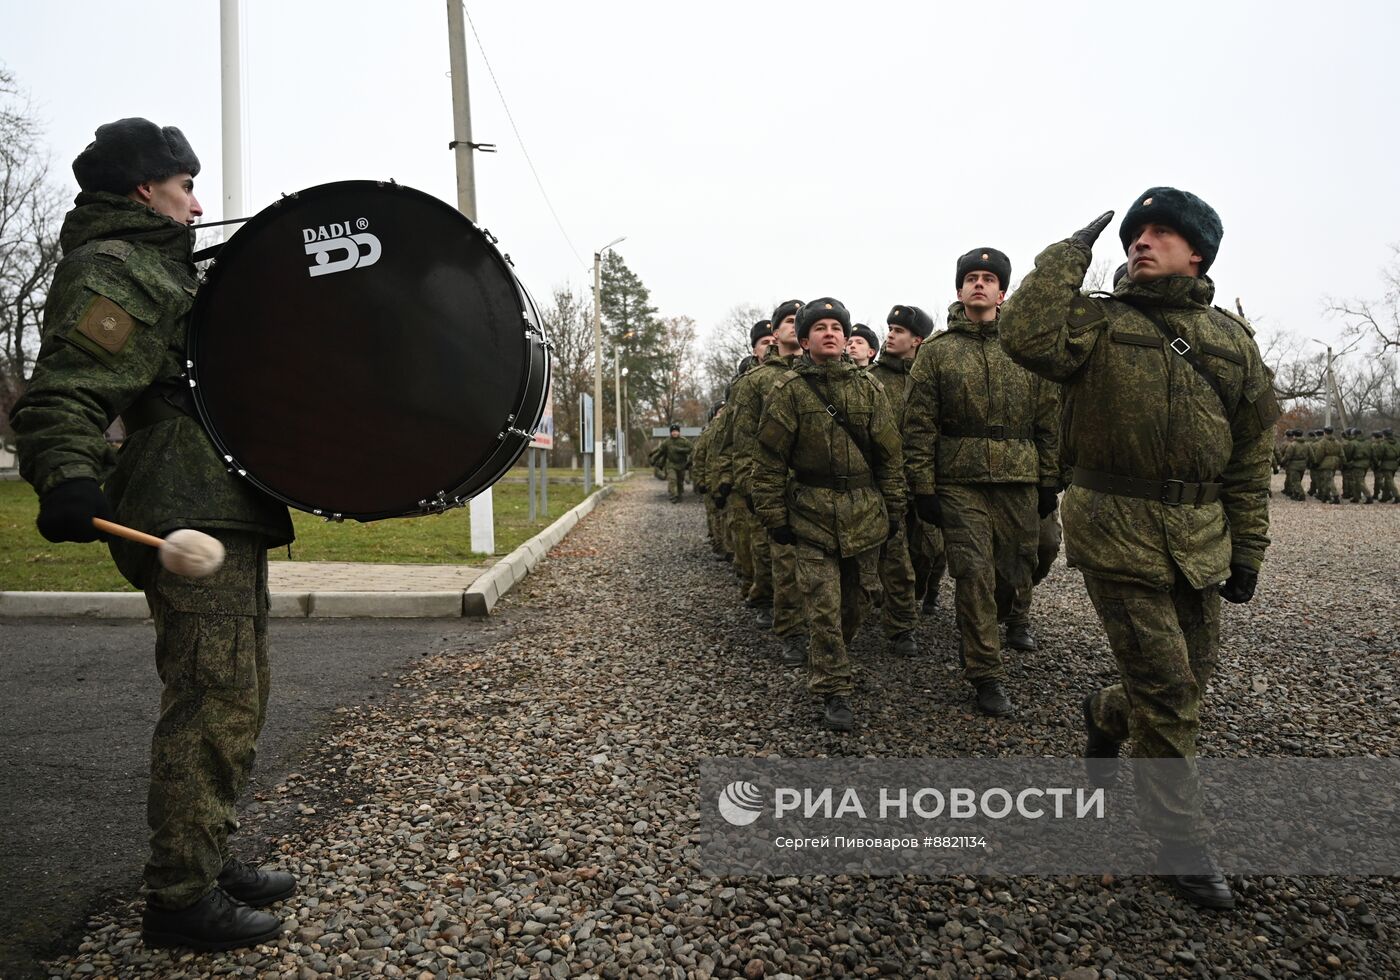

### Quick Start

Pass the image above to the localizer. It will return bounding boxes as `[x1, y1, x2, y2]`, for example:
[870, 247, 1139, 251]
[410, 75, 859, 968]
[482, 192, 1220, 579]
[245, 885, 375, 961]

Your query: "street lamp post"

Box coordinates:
[593, 236, 626, 484]
[614, 349, 625, 477]
[1310, 336, 1364, 429]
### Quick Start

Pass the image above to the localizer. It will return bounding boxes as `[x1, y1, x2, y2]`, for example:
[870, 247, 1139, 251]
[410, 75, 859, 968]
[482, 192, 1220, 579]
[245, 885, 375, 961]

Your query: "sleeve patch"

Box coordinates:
[1067, 298, 1107, 329]
[74, 296, 137, 354]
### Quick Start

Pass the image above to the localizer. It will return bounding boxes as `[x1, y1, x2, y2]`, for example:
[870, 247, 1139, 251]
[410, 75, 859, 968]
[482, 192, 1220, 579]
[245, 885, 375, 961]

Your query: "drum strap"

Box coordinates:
[122, 381, 195, 434]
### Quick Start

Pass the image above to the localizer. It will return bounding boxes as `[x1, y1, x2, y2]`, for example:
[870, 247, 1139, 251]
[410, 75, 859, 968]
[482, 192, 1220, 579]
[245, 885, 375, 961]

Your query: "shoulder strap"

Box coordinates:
[795, 373, 875, 474]
[1135, 305, 1234, 417]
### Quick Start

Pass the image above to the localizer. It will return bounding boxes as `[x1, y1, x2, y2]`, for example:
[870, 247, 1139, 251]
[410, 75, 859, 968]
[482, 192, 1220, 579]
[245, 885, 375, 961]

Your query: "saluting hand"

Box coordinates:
[1070, 211, 1115, 250]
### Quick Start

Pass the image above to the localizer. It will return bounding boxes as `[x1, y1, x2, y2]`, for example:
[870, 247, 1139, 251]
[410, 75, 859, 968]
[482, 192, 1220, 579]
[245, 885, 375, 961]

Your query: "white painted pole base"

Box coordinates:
[470, 489, 495, 555]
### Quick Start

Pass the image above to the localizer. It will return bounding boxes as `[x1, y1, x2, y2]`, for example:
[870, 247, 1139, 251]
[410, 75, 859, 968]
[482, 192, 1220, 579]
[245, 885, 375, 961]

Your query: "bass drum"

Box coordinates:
[188, 179, 550, 521]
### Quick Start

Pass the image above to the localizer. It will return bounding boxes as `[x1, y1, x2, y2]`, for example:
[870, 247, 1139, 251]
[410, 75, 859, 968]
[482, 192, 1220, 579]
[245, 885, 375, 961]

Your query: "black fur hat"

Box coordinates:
[735, 354, 759, 376]
[1118, 187, 1223, 274]
[850, 323, 879, 350]
[72, 117, 201, 194]
[886, 304, 934, 339]
[749, 319, 774, 347]
[797, 297, 852, 340]
[955, 247, 1011, 291]
[771, 299, 803, 328]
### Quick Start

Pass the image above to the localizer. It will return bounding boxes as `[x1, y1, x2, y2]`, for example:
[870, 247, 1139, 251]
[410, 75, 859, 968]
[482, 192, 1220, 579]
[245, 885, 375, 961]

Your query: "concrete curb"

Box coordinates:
[0, 485, 616, 620]
[463, 485, 614, 616]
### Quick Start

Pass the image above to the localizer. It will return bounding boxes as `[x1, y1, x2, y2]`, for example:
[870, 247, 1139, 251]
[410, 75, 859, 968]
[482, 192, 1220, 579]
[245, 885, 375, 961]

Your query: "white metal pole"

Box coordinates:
[446, 0, 494, 553]
[614, 349, 624, 476]
[593, 252, 606, 486]
[1324, 346, 1333, 429]
[219, 0, 243, 237]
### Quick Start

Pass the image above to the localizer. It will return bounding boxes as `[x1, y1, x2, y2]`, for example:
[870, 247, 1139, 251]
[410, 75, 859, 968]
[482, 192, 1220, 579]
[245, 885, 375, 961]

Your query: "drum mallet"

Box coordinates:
[91, 518, 226, 579]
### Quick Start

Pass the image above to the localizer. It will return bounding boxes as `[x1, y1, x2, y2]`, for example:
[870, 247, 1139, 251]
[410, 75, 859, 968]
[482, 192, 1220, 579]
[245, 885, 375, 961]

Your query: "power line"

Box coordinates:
[461, 2, 585, 267]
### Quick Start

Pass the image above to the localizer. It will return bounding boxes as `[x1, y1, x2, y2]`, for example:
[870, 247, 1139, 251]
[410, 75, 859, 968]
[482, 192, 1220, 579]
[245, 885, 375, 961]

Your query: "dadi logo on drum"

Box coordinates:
[302, 217, 382, 278]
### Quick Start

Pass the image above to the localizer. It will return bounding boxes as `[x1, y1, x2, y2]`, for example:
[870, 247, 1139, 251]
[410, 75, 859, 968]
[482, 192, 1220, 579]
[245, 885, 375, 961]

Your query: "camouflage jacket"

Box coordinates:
[1279, 440, 1309, 468]
[12, 193, 292, 584]
[717, 347, 797, 496]
[1374, 437, 1400, 472]
[689, 423, 713, 488]
[1311, 435, 1343, 470]
[998, 239, 1275, 590]
[661, 436, 693, 469]
[752, 356, 904, 557]
[1341, 436, 1372, 472]
[902, 304, 1059, 495]
[867, 353, 916, 412]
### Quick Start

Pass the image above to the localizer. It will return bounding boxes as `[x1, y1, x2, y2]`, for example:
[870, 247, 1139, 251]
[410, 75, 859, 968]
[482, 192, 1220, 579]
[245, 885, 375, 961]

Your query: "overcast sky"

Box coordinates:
[6, 0, 1398, 358]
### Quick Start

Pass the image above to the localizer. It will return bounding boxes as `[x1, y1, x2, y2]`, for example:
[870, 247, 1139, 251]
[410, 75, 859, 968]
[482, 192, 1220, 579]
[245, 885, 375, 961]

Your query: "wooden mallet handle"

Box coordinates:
[92, 517, 164, 549]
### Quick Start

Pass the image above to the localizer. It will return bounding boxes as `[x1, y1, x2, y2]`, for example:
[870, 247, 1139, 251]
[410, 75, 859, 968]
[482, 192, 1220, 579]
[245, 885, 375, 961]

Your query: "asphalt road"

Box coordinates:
[0, 616, 483, 980]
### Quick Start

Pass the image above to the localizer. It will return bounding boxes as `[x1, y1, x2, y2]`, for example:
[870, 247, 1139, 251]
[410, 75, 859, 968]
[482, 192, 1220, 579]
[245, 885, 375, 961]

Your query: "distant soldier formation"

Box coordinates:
[1276, 426, 1399, 503]
[672, 187, 1306, 911]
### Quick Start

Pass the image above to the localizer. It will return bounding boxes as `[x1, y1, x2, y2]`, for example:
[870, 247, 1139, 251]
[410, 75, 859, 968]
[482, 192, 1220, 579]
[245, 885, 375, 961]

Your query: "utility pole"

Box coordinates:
[593, 251, 605, 486]
[446, 0, 494, 554]
[614, 348, 624, 477]
[1324, 345, 1334, 429]
[219, 0, 243, 237]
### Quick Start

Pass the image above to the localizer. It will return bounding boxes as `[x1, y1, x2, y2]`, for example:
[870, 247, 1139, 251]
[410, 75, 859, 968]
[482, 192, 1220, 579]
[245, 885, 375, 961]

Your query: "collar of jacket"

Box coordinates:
[797, 354, 857, 381]
[873, 352, 913, 373]
[945, 301, 999, 338]
[60, 191, 195, 265]
[1110, 273, 1216, 310]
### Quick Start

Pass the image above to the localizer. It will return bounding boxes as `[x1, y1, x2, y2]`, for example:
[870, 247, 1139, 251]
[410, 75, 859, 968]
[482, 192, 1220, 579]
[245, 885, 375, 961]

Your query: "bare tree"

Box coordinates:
[698, 303, 765, 407]
[0, 68, 65, 442]
[1257, 329, 1328, 402]
[1326, 244, 1400, 354]
[538, 284, 594, 463]
[645, 314, 698, 429]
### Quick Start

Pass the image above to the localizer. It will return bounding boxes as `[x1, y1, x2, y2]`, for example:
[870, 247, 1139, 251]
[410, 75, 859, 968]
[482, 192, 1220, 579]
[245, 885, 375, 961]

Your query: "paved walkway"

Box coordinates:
[267, 559, 491, 592]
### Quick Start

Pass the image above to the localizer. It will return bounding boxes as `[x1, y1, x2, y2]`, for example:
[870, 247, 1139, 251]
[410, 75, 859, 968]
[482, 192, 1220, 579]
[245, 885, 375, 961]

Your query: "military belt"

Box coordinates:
[794, 471, 874, 492]
[938, 422, 1033, 440]
[122, 382, 195, 434]
[1072, 467, 1222, 507]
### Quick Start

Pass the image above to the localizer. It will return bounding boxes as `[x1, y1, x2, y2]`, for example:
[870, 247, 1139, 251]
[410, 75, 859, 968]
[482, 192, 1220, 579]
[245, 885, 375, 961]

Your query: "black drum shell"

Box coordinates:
[188, 180, 549, 521]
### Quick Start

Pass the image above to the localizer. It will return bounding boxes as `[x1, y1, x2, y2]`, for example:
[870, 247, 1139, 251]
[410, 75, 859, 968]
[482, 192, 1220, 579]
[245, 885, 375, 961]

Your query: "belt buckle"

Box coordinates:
[1160, 479, 1186, 506]
[833, 474, 850, 492]
[987, 424, 1005, 440]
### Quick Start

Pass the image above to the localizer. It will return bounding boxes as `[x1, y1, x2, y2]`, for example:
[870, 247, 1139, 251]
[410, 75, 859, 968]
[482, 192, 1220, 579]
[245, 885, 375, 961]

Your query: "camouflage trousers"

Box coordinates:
[1084, 571, 1220, 844]
[912, 516, 946, 602]
[1343, 468, 1370, 502]
[667, 467, 686, 501]
[1377, 469, 1399, 502]
[703, 495, 723, 553]
[1315, 468, 1339, 502]
[741, 498, 774, 606]
[1283, 464, 1306, 498]
[877, 519, 918, 637]
[938, 483, 1036, 685]
[793, 541, 879, 696]
[143, 531, 271, 909]
[1006, 509, 1063, 629]
[730, 499, 755, 596]
[770, 534, 803, 639]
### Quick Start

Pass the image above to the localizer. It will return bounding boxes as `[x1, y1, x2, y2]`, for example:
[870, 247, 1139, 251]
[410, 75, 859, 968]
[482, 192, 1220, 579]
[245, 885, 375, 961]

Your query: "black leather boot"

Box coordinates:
[142, 886, 283, 951]
[822, 695, 854, 732]
[1157, 841, 1236, 910]
[890, 630, 917, 658]
[1005, 622, 1039, 652]
[779, 634, 807, 667]
[1082, 693, 1122, 786]
[975, 680, 1012, 717]
[218, 857, 297, 907]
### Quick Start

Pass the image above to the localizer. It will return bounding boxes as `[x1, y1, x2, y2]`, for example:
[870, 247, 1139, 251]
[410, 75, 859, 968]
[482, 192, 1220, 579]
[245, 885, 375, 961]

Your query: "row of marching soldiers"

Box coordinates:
[689, 247, 1062, 732]
[1274, 426, 1400, 503]
[684, 190, 1281, 913]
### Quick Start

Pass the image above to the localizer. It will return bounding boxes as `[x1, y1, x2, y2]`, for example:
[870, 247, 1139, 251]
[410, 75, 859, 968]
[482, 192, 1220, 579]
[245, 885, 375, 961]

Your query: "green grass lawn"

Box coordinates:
[0, 476, 591, 592]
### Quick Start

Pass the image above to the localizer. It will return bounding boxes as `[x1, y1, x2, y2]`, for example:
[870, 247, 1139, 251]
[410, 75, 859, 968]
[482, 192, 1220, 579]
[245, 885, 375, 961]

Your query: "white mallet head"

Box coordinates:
[159, 529, 226, 579]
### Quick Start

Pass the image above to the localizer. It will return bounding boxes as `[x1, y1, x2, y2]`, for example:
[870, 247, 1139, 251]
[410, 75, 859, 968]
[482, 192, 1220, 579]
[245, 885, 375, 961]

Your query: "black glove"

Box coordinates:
[712, 492, 728, 510]
[769, 525, 797, 546]
[695, 483, 708, 494]
[741, 493, 754, 511]
[914, 494, 943, 528]
[716, 482, 732, 500]
[1037, 486, 1060, 518]
[36, 478, 113, 543]
[1219, 565, 1258, 604]
[887, 517, 902, 541]
[1070, 210, 1115, 251]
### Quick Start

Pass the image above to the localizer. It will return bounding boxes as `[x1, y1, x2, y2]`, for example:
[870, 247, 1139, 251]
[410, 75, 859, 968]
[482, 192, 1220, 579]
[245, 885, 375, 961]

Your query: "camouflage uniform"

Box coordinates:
[726, 348, 802, 631]
[11, 192, 292, 909]
[1281, 435, 1308, 500]
[752, 357, 905, 696]
[999, 238, 1275, 844]
[1303, 432, 1320, 497]
[661, 435, 693, 502]
[1314, 432, 1343, 504]
[690, 419, 723, 553]
[866, 352, 920, 638]
[1374, 433, 1400, 502]
[709, 376, 755, 597]
[902, 303, 1059, 684]
[649, 442, 667, 480]
[1342, 431, 1372, 503]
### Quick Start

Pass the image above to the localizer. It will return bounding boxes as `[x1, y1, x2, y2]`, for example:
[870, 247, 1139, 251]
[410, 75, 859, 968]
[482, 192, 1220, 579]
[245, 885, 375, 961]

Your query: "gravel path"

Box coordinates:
[44, 475, 1400, 978]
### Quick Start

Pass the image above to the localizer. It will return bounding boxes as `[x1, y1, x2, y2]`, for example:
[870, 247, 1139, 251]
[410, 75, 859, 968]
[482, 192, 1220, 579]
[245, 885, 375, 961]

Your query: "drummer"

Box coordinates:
[11, 118, 296, 951]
